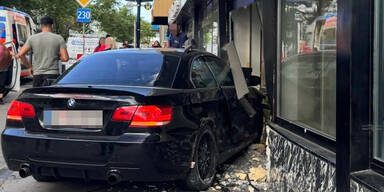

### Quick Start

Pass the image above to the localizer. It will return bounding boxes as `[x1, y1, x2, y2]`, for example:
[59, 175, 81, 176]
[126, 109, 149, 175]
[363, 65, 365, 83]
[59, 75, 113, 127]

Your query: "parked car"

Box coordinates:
[1, 49, 263, 190]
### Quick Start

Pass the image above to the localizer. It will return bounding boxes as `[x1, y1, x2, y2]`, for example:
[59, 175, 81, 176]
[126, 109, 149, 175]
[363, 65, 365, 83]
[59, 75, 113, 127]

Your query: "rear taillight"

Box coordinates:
[7, 100, 36, 121]
[112, 105, 173, 128]
[111, 106, 137, 122]
[130, 105, 173, 127]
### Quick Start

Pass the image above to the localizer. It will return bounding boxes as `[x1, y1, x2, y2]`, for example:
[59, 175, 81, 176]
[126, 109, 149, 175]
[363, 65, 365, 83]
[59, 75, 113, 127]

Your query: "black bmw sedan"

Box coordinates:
[2, 49, 263, 190]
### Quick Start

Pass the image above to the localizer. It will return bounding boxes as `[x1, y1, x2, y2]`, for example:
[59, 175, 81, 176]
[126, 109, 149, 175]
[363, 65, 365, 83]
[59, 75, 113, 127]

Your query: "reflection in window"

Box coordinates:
[56, 53, 180, 88]
[279, 0, 337, 138]
[199, 0, 219, 56]
[205, 57, 234, 86]
[16, 24, 28, 43]
[191, 58, 216, 88]
[374, 0, 384, 162]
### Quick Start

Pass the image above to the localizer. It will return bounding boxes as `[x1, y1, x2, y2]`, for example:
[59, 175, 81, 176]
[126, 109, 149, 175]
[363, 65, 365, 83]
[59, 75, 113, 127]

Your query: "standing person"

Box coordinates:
[11, 16, 69, 87]
[164, 29, 171, 48]
[122, 40, 129, 48]
[104, 37, 117, 51]
[122, 40, 133, 48]
[0, 43, 30, 104]
[168, 24, 188, 48]
[94, 37, 106, 52]
[0, 42, 11, 104]
[152, 40, 162, 48]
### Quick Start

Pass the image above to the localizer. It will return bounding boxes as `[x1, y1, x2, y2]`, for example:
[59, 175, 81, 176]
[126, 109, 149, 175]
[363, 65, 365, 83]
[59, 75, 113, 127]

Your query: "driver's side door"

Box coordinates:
[3, 42, 21, 92]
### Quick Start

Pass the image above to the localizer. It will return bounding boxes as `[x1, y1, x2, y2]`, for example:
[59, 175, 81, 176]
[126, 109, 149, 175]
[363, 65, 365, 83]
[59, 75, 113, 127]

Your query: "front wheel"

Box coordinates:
[184, 131, 217, 191]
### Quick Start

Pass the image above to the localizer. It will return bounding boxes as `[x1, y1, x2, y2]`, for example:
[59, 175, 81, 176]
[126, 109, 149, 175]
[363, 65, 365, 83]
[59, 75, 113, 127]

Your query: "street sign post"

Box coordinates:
[76, 8, 91, 55]
[75, 0, 92, 8]
[126, 0, 152, 48]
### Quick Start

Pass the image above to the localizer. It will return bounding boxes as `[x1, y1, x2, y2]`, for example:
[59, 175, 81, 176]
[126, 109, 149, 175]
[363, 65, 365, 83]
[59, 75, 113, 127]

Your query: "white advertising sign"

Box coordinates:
[61, 33, 101, 71]
[66, 34, 100, 59]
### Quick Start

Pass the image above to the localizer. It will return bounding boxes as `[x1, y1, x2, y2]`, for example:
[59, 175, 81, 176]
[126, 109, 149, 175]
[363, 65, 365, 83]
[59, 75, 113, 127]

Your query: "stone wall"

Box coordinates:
[266, 126, 336, 192]
[350, 180, 373, 192]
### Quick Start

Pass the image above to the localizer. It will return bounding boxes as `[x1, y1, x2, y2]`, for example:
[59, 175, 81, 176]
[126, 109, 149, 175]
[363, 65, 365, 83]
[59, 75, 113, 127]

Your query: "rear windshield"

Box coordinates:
[56, 52, 180, 88]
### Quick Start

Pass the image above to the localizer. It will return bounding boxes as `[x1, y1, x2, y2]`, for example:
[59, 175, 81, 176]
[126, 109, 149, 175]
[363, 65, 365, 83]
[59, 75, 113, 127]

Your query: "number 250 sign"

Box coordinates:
[77, 8, 91, 23]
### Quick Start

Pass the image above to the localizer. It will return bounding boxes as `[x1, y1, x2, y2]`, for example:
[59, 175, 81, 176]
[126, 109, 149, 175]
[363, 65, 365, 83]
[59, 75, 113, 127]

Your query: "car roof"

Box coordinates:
[92, 48, 215, 58]
[95, 48, 184, 55]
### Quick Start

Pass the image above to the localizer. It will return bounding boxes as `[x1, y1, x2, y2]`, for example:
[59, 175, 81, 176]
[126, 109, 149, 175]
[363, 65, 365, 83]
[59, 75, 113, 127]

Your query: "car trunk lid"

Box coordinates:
[17, 85, 182, 135]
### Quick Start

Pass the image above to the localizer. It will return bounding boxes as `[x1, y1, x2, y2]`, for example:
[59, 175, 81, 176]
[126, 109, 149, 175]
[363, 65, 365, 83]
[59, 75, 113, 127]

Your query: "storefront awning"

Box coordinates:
[168, 0, 187, 24]
[151, 0, 175, 25]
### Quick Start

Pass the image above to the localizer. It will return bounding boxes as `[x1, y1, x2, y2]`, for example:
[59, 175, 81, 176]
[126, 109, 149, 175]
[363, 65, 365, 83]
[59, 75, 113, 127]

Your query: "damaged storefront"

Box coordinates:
[170, 0, 384, 191]
[265, 0, 384, 191]
[168, 0, 264, 78]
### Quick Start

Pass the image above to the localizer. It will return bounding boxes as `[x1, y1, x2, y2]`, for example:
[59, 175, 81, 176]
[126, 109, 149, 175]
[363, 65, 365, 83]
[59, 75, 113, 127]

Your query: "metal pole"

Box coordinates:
[82, 23, 85, 55]
[136, 0, 141, 48]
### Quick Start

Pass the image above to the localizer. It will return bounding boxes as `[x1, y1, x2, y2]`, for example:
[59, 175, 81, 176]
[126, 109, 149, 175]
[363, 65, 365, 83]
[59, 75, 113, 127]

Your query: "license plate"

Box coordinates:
[43, 110, 103, 128]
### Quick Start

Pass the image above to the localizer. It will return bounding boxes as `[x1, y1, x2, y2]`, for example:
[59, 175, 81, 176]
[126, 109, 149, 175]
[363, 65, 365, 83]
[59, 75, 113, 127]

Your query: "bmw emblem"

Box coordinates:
[67, 98, 76, 108]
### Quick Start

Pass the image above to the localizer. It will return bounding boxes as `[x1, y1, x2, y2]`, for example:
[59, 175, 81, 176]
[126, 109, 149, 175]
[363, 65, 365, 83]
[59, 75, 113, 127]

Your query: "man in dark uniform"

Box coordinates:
[168, 24, 188, 48]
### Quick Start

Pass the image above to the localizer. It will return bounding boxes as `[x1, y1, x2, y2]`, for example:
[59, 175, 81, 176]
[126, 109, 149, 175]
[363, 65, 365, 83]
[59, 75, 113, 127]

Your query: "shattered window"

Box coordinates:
[278, 0, 337, 139]
[191, 58, 217, 88]
[205, 57, 234, 86]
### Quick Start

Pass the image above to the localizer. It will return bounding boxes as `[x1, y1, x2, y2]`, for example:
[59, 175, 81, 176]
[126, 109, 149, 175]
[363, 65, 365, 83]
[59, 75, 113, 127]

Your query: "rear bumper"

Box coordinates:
[2, 128, 193, 182]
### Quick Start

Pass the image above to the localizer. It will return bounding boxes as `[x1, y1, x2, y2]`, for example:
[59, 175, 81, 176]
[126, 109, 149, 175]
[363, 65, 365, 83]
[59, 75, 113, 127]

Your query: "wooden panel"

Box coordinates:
[152, 0, 175, 18]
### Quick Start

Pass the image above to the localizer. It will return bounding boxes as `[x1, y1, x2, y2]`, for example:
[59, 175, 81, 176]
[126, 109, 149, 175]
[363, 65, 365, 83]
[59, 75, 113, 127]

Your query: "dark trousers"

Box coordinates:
[0, 71, 8, 94]
[33, 74, 59, 87]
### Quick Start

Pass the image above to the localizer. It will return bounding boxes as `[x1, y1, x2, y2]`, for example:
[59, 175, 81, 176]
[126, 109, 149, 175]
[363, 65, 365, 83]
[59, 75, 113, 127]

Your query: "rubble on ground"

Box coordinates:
[203, 143, 269, 192]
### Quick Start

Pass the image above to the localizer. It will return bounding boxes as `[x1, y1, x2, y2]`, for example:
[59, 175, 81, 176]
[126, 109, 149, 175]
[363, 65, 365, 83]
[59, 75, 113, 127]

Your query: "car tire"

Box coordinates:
[184, 129, 217, 191]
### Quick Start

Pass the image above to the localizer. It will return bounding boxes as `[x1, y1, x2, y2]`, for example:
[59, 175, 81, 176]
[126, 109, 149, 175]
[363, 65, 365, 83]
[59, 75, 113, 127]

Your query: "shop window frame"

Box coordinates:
[265, 0, 376, 189]
[271, 0, 337, 152]
[371, 0, 384, 179]
[266, 0, 382, 190]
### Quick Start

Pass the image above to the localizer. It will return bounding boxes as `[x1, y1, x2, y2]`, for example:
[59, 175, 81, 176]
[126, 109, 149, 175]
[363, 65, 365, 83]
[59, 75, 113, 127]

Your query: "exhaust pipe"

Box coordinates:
[106, 170, 122, 185]
[19, 165, 32, 178]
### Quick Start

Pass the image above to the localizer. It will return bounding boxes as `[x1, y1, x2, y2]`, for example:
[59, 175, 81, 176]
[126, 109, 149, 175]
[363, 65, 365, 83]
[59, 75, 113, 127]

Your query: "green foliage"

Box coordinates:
[2, 0, 156, 42]
[2, 0, 82, 39]
[90, 0, 136, 42]
[140, 20, 156, 44]
[91, 0, 155, 43]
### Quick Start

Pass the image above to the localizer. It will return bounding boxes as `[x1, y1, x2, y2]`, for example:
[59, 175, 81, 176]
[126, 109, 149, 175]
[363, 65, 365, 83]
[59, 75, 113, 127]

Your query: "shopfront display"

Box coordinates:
[279, 0, 337, 139]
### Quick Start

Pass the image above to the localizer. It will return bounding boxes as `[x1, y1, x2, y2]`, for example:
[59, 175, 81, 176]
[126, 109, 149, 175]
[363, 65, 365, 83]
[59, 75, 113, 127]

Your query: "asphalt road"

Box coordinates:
[0, 81, 268, 192]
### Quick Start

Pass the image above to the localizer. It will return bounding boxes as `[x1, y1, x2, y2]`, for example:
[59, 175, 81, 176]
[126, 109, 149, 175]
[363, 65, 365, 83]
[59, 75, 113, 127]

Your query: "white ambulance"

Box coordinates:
[0, 6, 37, 93]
